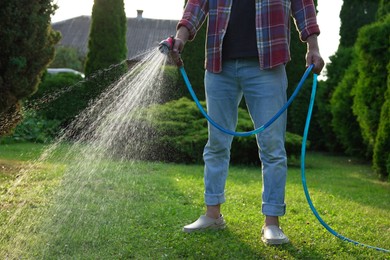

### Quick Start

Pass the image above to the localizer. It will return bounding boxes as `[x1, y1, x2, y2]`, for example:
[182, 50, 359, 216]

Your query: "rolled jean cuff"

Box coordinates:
[262, 202, 286, 216]
[205, 192, 225, 206]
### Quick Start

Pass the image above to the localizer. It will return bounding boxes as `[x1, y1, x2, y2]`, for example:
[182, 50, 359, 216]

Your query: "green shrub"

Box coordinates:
[30, 66, 128, 127]
[315, 47, 356, 153]
[373, 97, 390, 180]
[125, 97, 305, 165]
[0, 110, 61, 144]
[27, 72, 85, 127]
[373, 60, 390, 180]
[352, 16, 390, 152]
[158, 65, 185, 103]
[50, 46, 85, 72]
[330, 62, 366, 158]
[377, 0, 390, 20]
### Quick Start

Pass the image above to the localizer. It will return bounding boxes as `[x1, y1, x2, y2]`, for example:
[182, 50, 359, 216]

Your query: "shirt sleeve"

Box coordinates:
[177, 0, 209, 41]
[291, 0, 320, 41]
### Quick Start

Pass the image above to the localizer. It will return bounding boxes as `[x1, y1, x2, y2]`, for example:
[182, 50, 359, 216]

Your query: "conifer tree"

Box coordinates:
[339, 0, 379, 48]
[84, 0, 127, 77]
[316, 0, 379, 154]
[372, 0, 390, 180]
[352, 17, 389, 152]
[0, 0, 60, 135]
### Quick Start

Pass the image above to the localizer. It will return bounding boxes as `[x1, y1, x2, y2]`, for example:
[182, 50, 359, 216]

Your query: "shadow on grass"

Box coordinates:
[174, 228, 327, 259]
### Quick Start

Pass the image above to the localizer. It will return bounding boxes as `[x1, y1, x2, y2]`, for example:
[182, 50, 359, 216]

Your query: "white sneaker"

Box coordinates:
[183, 215, 226, 233]
[261, 225, 290, 245]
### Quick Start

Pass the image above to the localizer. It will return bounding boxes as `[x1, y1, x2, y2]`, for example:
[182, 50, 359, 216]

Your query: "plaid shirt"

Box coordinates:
[178, 0, 320, 73]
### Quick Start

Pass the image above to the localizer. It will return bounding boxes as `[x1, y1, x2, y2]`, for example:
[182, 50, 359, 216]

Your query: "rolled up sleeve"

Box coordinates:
[291, 0, 320, 41]
[177, 0, 209, 41]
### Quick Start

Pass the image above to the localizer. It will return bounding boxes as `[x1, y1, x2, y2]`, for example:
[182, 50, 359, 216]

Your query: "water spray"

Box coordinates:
[158, 37, 390, 253]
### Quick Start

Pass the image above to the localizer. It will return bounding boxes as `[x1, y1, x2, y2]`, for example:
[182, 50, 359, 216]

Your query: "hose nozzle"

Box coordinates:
[158, 36, 183, 67]
[158, 36, 175, 55]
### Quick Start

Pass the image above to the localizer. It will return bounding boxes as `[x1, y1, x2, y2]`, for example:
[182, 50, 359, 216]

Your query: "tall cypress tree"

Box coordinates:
[376, 0, 390, 19]
[339, 0, 379, 48]
[84, 0, 127, 77]
[315, 0, 379, 153]
[352, 13, 389, 155]
[372, 0, 390, 180]
[0, 0, 60, 136]
[373, 57, 390, 180]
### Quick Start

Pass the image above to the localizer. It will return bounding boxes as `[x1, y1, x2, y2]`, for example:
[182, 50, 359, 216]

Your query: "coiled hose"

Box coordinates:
[179, 63, 389, 253]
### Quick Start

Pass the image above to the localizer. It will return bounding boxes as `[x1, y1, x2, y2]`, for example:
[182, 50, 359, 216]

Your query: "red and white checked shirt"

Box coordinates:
[177, 0, 320, 73]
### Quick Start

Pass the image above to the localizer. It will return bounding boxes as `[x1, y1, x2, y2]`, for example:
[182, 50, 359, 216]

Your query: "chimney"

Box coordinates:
[137, 10, 143, 20]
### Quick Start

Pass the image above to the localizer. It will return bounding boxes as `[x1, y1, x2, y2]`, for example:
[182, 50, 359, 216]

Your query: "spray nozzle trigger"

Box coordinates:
[158, 36, 175, 55]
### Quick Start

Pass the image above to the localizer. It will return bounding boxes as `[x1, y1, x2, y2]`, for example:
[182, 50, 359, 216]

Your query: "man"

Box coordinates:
[171, 0, 324, 245]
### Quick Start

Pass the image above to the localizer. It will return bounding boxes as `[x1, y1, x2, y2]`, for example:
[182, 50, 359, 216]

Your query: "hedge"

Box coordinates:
[117, 97, 306, 165]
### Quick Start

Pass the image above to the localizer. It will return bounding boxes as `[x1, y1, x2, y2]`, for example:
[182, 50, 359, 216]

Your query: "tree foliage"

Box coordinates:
[376, 0, 390, 20]
[50, 46, 85, 72]
[372, 15, 390, 180]
[84, 0, 127, 77]
[373, 73, 390, 180]
[326, 0, 390, 180]
[330, 61, 366, 157]
[0, 0, 60, 135]
[28, 73, 85, 127]
[81, 0, 128, 114]
[352, 17, 389, 153]
[314, 48, 356, 152]
[318, 0, 379, 155]
[339, 0, 379, 47]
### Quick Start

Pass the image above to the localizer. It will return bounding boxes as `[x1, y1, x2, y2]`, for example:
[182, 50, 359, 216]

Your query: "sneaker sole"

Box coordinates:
[261, 237, 290, 245]
[183, 223, 226, 233]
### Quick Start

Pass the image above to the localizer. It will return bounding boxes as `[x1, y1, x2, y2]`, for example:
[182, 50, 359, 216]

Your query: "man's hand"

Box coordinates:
[171, 27, 190, 67]
[306, 34, 325, 75]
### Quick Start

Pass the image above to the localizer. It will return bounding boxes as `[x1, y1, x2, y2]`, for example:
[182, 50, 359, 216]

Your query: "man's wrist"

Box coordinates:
[306, 34, 319, 51]
[176, 26, 190, 44]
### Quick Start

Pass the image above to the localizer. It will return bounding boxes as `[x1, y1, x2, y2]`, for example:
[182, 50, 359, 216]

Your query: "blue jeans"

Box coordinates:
[203, 58, 288, 216]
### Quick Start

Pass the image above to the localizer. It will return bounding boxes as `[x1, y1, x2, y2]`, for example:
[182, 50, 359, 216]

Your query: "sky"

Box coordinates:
[51, 0, 343, 68]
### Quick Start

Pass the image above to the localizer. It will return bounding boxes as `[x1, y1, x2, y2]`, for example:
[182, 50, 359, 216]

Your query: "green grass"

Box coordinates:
[0, 143, 389, 259]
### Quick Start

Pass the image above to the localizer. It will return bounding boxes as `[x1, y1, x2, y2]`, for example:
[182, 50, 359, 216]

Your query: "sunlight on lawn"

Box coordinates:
[0, 144, 389, 259]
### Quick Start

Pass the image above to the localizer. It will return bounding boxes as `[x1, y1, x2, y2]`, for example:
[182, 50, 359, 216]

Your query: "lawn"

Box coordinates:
[0, 143, 389, 259]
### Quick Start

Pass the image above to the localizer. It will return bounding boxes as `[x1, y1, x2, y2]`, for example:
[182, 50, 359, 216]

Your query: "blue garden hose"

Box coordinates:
[179, 64, 314, 137]
[179, 64, 390, 253]
[301, 74, 390, 253]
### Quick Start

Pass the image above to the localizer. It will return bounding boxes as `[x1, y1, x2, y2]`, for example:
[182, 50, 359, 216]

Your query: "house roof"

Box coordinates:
[52, 14, 178, 60]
